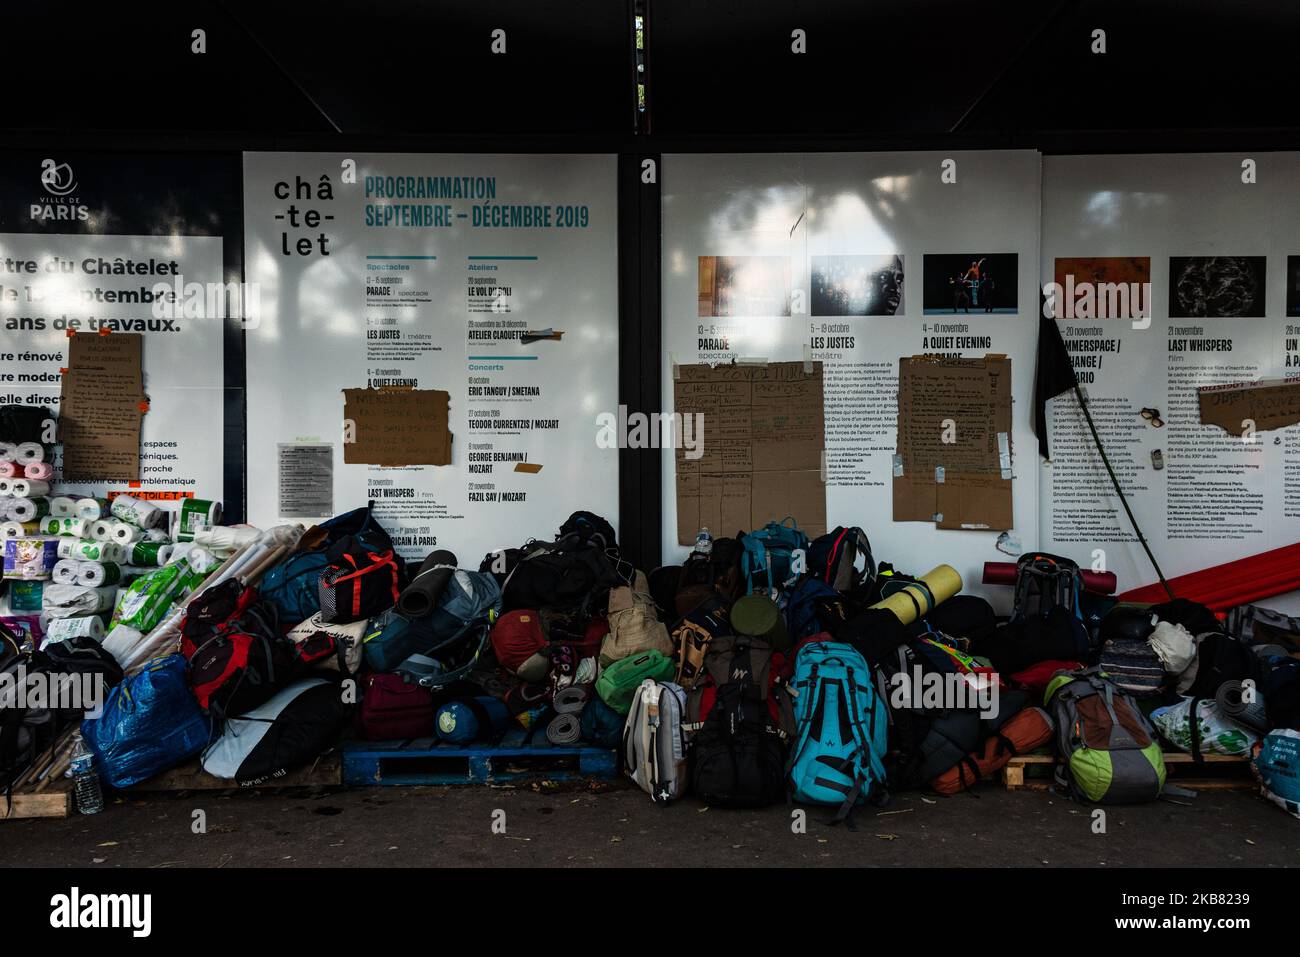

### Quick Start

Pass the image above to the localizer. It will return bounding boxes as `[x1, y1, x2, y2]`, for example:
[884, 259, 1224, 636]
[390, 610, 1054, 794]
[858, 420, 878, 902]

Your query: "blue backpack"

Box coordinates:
[787, 639, 888, 823]
[783, 575, 841, 641]
[260, 502, 395, 624]
[740, 518, 810, 596]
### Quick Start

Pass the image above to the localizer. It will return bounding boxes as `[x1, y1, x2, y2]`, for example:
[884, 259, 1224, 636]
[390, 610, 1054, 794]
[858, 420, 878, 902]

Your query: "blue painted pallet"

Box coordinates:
[342, 729, 618, 786]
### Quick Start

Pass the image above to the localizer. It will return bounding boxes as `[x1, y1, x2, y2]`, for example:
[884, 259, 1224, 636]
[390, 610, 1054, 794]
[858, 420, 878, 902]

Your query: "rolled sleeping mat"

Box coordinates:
[869, 564, 963, 626]
[546, 711, 582, 746]
[435, 696, 509, 745]
[43, 614, 106, 642]
[552, 684, 590, 714]
[23, 461, 54, 481]
[41, 516, 90, 539]
[10, 478, 50, 498]
[1216, 679, 1271, 734]
[13, 442, 45, 466]
[396, 548, 459, 618]
[982, 561, 1117, 595]
[8, 496, 50, 522]
[76, 497, 110, 521]
[49, 496, 77, 518]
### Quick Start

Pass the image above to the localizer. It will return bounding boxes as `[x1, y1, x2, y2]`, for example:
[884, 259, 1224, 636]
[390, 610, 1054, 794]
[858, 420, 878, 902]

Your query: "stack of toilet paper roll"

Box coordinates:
[0, 441, 48, 470]
[42, 614, 106, 642]
[52, 558, 123, 588]
[109, 494, 167, 530]
[0, 477, 52, 500]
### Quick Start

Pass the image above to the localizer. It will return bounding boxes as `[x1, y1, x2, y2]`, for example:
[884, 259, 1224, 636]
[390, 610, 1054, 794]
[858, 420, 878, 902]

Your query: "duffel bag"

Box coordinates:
[930, 706, 1054, 795]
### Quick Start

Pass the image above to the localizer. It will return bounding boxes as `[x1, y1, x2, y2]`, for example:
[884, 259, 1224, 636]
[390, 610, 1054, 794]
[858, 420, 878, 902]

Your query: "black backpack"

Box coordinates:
[500, 533, 623, 613]
[807, 526, 875, 596]
[0, 624, 58, 797]
[31, 637, 124, 720]
[558, 511, 618, 555]
[1011, 552, 1084, 621]
[674, 537, 743, 616]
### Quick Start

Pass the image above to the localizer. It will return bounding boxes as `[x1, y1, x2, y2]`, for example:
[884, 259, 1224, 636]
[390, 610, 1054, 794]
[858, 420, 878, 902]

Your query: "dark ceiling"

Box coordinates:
[5, 0, 1298, 149]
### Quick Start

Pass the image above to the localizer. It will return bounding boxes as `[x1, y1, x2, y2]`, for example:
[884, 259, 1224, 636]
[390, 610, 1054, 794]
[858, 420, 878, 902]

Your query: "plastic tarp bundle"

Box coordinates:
[81, 653, 209, 788]
[1151, 696, 1259, 757]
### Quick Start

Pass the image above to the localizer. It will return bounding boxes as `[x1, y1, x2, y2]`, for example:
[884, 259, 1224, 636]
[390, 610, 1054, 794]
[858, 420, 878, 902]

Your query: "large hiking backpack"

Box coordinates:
[1012, 552, 1084, 621]
[500, 533, 623, 614]
[675, 537, 744, 615]
[1046, 667, 1167, 804]
[558, 511, 618, 555]
[783, 574, 842, 642]
[806, 526, 875, 596]
[739, 519, 809, 596]
[623, 679, 689, 805]
[786, 638, 888, 822]
[685, 633, 793, 808]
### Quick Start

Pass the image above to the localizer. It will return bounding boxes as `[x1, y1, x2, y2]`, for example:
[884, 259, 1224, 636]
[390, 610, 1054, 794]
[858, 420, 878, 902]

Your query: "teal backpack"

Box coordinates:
[787, 639, 888, 824]
[740, 518, 810, 596]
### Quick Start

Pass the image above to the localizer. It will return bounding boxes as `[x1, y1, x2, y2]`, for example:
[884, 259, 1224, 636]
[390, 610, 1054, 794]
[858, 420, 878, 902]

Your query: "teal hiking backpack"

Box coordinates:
[740, 518, 810, 596]
[787, 639, 889, 824]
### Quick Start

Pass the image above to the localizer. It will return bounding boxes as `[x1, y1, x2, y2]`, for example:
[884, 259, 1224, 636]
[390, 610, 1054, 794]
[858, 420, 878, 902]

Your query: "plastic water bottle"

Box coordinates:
[69, 733, 103, 815]
[694, 527, 712, 557]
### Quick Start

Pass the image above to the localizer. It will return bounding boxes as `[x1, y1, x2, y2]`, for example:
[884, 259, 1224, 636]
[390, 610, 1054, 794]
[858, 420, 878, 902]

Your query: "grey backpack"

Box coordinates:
[623, 679, 688, 805]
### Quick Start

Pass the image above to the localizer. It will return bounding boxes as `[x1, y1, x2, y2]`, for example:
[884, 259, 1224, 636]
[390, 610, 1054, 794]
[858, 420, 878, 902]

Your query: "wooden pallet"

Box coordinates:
[128, 754, 342, 792]
[343, 729, 618, 786]
[0, 779, 73, 821]
[1004, 752, 1253, 791]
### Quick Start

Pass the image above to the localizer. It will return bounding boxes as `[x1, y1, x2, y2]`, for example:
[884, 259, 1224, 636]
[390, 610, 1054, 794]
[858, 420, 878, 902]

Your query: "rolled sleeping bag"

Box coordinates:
[13, 442, 45, 466]
[76, 498, 110, 521]
[10, 478, 50, 498]
[870, 564, 963, 626]
[23, 461, 54, 481]
[982, 561, 1117, 595]
[396, 548, 459, 618]
[1216, 679, 1271, 734]
[435, 695, 508, 745]
[546, 711, 582, 746]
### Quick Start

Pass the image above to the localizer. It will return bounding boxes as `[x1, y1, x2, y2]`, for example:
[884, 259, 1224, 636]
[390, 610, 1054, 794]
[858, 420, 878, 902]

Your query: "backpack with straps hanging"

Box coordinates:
[807, 526, 875, 596]
[786, 637, 889, 823]
[319, 534, 404, 624]
[500, 533, 624, 614]
[623, 679, 689, 805]
[739, 518, 809, 597]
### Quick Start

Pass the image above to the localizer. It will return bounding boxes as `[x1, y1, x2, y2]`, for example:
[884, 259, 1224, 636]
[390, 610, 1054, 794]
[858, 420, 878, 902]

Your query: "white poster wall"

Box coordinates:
[242, 153, 619, 562]
[661, 151, 1042, 605]
[1041, 153, 1300, 600]
[0, 233, 226, 498]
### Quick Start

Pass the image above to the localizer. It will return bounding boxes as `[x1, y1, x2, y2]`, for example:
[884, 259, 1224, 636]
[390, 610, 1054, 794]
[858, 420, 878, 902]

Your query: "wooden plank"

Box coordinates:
[1002, 751, 1252, 791]
[0, 784, 72, 821]
[128, 754, 342, 792]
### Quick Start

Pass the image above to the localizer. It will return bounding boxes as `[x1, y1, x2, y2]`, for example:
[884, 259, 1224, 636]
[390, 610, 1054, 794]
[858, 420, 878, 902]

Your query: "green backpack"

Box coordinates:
[1045, 667, 1166, 804]
[596, 650, 675, 714]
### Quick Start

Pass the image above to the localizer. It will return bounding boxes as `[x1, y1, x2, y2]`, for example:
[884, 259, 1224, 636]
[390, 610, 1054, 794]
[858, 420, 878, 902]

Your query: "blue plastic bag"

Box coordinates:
[1252, 728, 1300, 820]
[81, 654, 210, 789]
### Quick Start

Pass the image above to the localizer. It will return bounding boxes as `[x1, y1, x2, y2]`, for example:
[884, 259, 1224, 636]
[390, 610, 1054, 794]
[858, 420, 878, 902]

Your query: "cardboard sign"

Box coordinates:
[1198, 379, 1300, 435]
[58, 333, 147, 481]
[674, 361, 825, 544]
[342, 387, 452, 467]
[893, 355, 1013, 531]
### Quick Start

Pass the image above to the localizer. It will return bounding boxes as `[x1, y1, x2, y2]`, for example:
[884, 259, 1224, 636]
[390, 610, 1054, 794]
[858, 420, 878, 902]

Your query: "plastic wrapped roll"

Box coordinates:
[52, 559, 81, 585]
[10, 478, 50, 498]
[0, 462, 16, 478]
[23, 461, 54, 480]
[0, 442, 14, 462]
[144, 526, 171, 543]
[8, 497, 50, 522]
[44, 615, 106, 642]
[869, 564, 963, 625]
[177, 498, 222, 541]
[49, 496, 77, 518]
[1216, 679, 1271, 734]
[110, 521, 143, 545]
[1, 520, 37, 539]
[396, 549, 459, 618]
[193, 525, 261, 555]
[76, 561, 122, 587]
[89, 519, 115, 543]
[130, 540, 171, 566]
[101, 624, 145, 668]
[0, 479, 12, 496]
[185, 546, 219, 575]
[110, 494, 163, 529]
[3, 537, 58, 580]
[57, 538, 111, 562]
[41, 516, 90, 538]
[76, 498, 110, 522]
[13, 442, 45, 466]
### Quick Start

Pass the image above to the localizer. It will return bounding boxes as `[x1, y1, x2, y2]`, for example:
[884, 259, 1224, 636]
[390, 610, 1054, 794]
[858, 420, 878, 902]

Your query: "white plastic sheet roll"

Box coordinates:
[13, 442, 44, 465]
[0, 479, 12, 496]
[102, 624, 145, 668]
[44, 615, 105, 642]
[49, 496, 77, 518]
[144, 526, 171, 543]
[10, 478, 50, 498]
